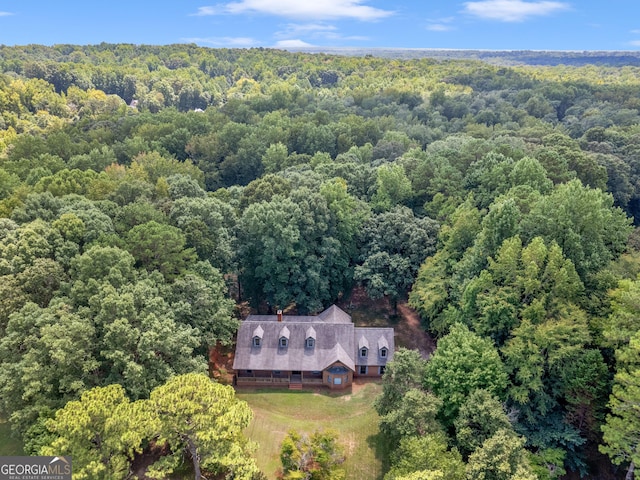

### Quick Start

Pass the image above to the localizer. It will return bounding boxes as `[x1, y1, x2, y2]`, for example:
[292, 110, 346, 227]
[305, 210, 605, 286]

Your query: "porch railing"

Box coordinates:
[236, 376, 324, 385]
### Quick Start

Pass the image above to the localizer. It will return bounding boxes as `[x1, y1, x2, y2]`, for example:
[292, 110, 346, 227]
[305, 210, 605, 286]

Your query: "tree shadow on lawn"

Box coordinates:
[367, 431, 391, 480]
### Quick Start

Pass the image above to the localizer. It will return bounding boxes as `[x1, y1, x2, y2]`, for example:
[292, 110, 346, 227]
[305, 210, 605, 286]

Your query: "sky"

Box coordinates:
[0, 1, 639, 51]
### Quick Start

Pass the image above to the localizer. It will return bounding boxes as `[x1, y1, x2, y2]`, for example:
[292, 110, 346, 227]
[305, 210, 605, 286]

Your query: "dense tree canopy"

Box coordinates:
[1, 43, 640, 479]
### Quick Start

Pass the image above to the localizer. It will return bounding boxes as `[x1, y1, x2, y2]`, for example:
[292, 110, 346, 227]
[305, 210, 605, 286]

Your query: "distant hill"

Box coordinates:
[284, 47, 640, 67]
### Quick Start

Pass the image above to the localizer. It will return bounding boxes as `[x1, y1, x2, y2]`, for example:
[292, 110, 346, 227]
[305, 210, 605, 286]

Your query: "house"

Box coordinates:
[233, 305, 394, 389]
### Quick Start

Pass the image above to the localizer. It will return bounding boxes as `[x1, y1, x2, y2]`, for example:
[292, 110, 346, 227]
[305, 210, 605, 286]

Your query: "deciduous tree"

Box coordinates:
[385, 433, 465, 480]
[465, 429, 537, 480]
[424, 324, 508, 426]
[125, 221, 196, 280]
[356, 206, 438, 311]
[280, 429, 345, 480]
[375, 348, 429, 416]
[454, 389, 513, 456]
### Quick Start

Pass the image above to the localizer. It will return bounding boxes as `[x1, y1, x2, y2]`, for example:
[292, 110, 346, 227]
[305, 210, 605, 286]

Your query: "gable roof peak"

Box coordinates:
[253, 325, 264, 338]
[317, 305, 351, 324]
[279, 325, 290, 339]
[306, 326, 317, 339]
[324, 343, 355, 371]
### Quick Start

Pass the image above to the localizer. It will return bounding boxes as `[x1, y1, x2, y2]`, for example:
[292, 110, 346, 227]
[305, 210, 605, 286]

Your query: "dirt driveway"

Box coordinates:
[395, 302, 435, 358]
[338, 286, 436, 359]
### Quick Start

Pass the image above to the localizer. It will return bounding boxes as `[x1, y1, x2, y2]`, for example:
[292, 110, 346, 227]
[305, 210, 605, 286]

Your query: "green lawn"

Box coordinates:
[237, 382, 388, 480]
[0, 417, 24, 456]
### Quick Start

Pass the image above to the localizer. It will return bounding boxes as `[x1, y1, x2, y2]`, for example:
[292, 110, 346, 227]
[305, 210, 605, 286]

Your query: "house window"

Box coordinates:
[246, 370, 253, 374]
[359, 365, 368, 375]
[360, 347, 368, 357]
[380, 347, 387, 357]
[379, 366, 386, 375]
[253, 337, 261, 347]
[280, 337, 288, 347]
[306, 338, 315, 348]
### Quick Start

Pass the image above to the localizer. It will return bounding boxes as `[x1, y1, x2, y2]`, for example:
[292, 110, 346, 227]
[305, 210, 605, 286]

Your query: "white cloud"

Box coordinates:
[191, 6, 219, 16]
[426, 16, 455, 31]
[193, 0, 394, 21]
[274, 22, 368, 42]
[427, 24, 454, 32]
[463, 0, 569, 22]
[631, 29, 640, 34]
[275, 23, 338, 38]
[182, 36, 259, 46]
[329, 34, 370, 41]
[0, 11, 14, 16]
[630, 40, 640, 46]
[275, 39, 315, 47]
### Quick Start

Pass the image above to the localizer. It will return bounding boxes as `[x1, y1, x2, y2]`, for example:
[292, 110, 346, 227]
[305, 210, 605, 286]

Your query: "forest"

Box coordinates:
[0, 43, 639, 479]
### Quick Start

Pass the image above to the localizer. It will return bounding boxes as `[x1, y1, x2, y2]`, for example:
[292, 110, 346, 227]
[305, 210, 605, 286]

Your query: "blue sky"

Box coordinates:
[0, 1, 639, 50]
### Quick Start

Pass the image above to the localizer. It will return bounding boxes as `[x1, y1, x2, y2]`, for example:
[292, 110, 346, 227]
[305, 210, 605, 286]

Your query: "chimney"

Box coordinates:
[277, 310, 283, 322]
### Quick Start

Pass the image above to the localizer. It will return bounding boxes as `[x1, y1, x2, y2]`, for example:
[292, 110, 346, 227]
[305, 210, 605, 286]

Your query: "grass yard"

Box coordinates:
[0, 417, 23, 456]
[237, 381, 388, 480]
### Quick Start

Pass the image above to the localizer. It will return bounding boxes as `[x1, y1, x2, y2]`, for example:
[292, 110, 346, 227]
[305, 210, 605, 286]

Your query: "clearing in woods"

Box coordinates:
[236, 289, 434, 479]
[338, 286, 435, 358]
[238, 381, 386, 480]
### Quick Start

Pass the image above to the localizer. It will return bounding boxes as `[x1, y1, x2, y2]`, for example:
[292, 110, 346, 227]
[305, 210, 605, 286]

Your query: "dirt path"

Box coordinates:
[338, 286, 436, 359]
[395, 302, 436, 358]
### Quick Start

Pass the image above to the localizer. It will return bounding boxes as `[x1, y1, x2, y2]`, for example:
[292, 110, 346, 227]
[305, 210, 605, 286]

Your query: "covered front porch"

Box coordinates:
[235, 370, 323, 387]
[235, 368, 351, 389]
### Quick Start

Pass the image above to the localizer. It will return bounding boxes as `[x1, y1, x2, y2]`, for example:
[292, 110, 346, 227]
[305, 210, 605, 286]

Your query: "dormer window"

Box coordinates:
[279, 325, 290, 348]
[252, 325, 264, 348]
[378, 336, 389, 359]
[305, 326, 316, 349]
[358, 335, 369, 358]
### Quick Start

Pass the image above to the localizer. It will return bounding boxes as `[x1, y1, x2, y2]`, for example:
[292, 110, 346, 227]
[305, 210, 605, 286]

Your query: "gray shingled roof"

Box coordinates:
[233, 305, 394, 372]
[354, 327, 395, 367]
[317, 305, 352, 323]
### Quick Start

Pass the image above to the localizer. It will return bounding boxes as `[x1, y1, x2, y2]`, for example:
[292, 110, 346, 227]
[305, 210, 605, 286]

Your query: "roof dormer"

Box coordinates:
[378, 336, 389, 358]
[359, 335, 369, 357]
[279, 325, 290, 348]
[252, 325, 264, 347]
[306, 326, 316, 348]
